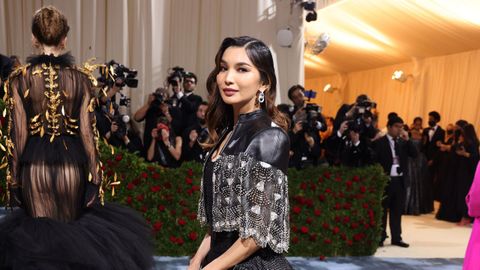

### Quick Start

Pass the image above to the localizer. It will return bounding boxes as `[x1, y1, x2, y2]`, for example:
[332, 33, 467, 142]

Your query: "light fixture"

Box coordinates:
[391, 70, 412, 83]
[302, 0, 317, 22]
[277, 28, 294, 47]
[323, 83, 338, 93]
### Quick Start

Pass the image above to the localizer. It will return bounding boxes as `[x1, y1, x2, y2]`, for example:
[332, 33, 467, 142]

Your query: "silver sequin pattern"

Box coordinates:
[198, 152, 290, 253]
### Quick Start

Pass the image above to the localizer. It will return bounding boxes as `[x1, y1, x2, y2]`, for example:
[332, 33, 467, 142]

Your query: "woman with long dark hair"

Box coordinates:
[0, 6, 153, 269]
[437, 123, 480, 225]
[189, 36, 292, 270]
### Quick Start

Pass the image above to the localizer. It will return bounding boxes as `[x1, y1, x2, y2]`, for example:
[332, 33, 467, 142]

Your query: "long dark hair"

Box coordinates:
[462, 124, 479, 148]
[203, 36, 288, 149]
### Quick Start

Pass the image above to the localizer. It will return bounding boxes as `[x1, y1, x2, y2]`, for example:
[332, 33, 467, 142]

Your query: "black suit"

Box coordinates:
[422, 126, 445, 202]
[169, 93, 203, 134]
[373, 135, 417, 243]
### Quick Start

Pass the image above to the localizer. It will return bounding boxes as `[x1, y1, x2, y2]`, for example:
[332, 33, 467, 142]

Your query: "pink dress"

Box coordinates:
[464, 162, 480, 269]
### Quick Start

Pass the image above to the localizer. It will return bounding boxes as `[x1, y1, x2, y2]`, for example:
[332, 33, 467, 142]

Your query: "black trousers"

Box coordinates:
[381, 176, 406, 243]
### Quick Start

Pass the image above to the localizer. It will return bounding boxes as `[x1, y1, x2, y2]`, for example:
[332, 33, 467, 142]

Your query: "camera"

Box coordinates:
[302, 103, 322, 132]
[167, 66, 186, 87]
[99, 60, 138, 88]
[151, 92, 165, 108]
[112, 114, 130, 139]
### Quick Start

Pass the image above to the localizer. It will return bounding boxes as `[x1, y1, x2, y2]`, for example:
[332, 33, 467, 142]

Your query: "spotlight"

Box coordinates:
[391, 70, 409, 83]
[323, 83, 338, 93]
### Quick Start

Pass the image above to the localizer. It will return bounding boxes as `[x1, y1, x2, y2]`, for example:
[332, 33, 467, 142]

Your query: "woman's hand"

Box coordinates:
[161, 129, 170, 144]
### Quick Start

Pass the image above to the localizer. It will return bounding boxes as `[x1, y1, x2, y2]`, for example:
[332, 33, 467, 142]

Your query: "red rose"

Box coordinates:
[182, 208, 190, 215]
[332, 226, 340, 234]
[178, 218, 187, 226]
[192, 185, 200, 191]
[179, 200, 187, 207]
[141, 172, 148, 179]
[334, 203, 341, 210]
[169, 236, 177, 244]
[341, 233, 347, 240]
[115, 154, 123, 161]
[359, 186, 367, 193]
[187, 168, 193, 176]
[323, 171, 331, 179]
[305, 199, 314, 208]
[150, 185, 161, 192]
[352, 175, 360, 182]
[351, 222, 359, 229]
[319, 256, 326, 261]
[292, 225, 298, 233]
[132, 178, 141, 185]
[126, 196, 132, 205]
[346, 239, 353, 246]
[153, 221, 163, 232]
[363, 203, 370, 209]
[318, 177, 324, 183]
[335, 176, 342, 182]
[127, 182, 135, 190]
[136, 194, 144, 202]
[325, 188, 332, 194]
[190, 213, 197, 220]
[318, 194, 326, 202]
[343, 202, 352, 210]
[185, 177, 193, 185]
[292, 206, 302, 214]
[158, 205, 166, 211]
[186, 189, 193, 195]
[152, 173, 160, 180]
[189, 231, 198, 241]
[176, 237, 184, 245]
[140, 205, 147, 213]
[343, 216, 350, 223]
[306, 217, 313, 224]
[292, 236, 299, 244]
[300, 182, 307, 190]
[314, 209, 321, 216]
[147, 166, 155, 172]
[345, 181, 353, 189]
[354, 233, 364, 241]
[324, 238, 332, 244]
[322, 223, 330, 229]
[300, 226, 309, 234]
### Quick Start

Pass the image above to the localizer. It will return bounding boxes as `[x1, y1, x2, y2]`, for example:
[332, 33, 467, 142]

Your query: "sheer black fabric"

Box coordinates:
[0, 53, 153, 269]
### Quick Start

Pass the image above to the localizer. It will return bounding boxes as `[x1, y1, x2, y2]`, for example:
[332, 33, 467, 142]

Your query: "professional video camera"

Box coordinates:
[98, 60, 138, 88]
[347, 98, 376, 135]
[299, 90, 323, 132]
[167, 66, 187, 87]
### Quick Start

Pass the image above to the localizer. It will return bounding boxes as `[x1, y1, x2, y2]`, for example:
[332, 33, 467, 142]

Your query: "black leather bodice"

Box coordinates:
[205, 109, 290, 174]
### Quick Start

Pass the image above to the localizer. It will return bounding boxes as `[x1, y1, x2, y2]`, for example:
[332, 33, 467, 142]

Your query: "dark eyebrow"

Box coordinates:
[220, 60, 252, 68]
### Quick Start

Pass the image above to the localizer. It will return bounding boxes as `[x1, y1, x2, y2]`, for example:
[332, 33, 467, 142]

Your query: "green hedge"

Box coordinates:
[0, 97, 389, 257]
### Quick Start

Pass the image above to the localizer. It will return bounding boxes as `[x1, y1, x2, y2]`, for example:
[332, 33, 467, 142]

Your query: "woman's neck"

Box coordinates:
[41, 46, 63, 57]
[232, 101, 259, 125]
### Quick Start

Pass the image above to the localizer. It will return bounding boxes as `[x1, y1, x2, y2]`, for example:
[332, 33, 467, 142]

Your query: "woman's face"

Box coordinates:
[216, 46, 267, 112]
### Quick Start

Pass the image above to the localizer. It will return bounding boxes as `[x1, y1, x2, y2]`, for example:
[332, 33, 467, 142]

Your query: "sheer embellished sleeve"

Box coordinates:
[3, 72, 28, 207]
[79, 74, 103, 204]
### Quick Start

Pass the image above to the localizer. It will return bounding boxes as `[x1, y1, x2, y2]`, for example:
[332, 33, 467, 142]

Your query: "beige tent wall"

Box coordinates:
[306, 49, 480, 129]
[0, 0, 305, 116]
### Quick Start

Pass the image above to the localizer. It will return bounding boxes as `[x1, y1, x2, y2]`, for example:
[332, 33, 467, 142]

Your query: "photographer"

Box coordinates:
[134, 88, 183, 155]
[166, 68, 203, 134]
[147, 116, 183, 168]
[182, 101, 209, 162]
[105, 114, 143, 154]
[287, 85, 326, 169]
[325, 119, 374, 167]
[333, 94, 377, 140]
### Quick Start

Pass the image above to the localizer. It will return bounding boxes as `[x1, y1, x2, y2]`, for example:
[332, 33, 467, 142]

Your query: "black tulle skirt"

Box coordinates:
[0, 203, 154, 270]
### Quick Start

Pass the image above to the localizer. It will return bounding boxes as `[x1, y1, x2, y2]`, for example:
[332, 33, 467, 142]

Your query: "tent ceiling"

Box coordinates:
[305, 0, 480, 79]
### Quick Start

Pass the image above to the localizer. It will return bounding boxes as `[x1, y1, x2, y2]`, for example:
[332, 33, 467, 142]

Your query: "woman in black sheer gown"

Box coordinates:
[0, 6, 153, 269]
[437, 123, 479, 225]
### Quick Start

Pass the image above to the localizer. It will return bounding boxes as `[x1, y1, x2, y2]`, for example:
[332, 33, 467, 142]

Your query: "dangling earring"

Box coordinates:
[258, 91, 265, 103]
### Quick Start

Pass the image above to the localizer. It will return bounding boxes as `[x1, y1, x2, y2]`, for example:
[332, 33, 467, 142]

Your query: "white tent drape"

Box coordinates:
[0, 0, 305, 118]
